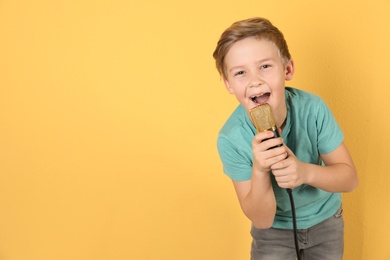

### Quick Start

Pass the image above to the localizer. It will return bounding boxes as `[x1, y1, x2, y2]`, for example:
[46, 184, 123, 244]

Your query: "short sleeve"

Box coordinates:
[217, 136, 253, 181]
[316, 99, 344, 154]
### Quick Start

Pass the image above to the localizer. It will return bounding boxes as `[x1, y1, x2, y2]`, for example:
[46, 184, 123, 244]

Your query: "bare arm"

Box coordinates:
[232, 174, 276, 229]
[271, 142, 359, 192]
[232, 131, 286, 229]
[306, 142, 358, 192]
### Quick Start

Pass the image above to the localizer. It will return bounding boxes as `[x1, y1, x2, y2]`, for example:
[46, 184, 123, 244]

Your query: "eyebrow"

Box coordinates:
[228, 58, 273, 73]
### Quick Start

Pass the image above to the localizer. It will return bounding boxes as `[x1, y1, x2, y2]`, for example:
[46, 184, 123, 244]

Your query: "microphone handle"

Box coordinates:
[265, 126, 282, 149]
[265, 127, 291, 193]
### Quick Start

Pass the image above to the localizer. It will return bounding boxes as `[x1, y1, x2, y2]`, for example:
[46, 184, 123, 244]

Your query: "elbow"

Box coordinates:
[250, 214, 275, 229]
[347, 177, 359, 192]
[344, 171, 359, 192]
[252, 220, 274, 229]
[349, 168, 359, 191]
[240, 195, 276, 230]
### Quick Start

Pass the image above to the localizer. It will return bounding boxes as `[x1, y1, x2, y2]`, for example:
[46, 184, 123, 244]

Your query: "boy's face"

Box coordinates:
[223, 37, 294, 127]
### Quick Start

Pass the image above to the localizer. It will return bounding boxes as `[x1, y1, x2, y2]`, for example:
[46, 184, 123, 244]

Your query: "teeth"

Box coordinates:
[251, 94, 264, 102]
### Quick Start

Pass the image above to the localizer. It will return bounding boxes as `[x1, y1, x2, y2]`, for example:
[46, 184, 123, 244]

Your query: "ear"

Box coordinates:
[284, 59, 295, 81]
[223, 78, 235, 94]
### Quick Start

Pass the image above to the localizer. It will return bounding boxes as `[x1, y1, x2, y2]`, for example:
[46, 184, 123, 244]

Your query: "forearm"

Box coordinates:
[235, 169, 276, 229]
[304, 162, 358, 192]
[302, 143, 359, 192]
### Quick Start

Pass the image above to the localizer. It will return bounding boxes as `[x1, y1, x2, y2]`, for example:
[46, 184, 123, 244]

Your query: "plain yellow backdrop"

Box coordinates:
[0, 0, 389, 259]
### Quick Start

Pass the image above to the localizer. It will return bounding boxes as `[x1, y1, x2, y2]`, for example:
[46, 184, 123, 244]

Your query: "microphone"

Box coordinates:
[249, 104, 289, 190]
[249, 104, 281, 147]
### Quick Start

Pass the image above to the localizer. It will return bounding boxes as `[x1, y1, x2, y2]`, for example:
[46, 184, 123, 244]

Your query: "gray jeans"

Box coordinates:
[250, 207, 344, 260]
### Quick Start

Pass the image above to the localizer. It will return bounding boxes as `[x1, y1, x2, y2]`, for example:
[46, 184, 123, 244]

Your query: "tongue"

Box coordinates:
[255, 93, 270, 104]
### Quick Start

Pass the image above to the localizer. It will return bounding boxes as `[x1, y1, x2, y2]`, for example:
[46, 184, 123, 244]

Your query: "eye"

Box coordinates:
[234, 70, 245, 76]
[260, 64, 271, 70]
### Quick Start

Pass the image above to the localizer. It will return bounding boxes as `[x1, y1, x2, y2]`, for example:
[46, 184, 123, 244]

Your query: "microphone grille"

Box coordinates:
[249, 104, 277, 132]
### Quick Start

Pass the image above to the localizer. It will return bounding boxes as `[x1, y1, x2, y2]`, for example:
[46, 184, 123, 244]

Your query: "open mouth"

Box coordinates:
[250, 93, 270, 105]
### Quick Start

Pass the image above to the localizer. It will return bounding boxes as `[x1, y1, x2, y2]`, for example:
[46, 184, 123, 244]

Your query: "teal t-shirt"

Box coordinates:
[217, 87, 343, 229]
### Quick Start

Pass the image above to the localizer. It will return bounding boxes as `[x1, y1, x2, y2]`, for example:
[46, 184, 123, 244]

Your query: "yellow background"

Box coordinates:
[0, 0, 389, 259]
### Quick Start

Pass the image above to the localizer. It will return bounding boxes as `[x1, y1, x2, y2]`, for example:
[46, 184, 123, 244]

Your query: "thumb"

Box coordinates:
[283, 145, 296, 158]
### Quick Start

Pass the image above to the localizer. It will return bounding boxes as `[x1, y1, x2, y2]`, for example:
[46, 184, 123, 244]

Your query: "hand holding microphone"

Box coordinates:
[249, 104, 287, 174]
[249, 104, 303, 190]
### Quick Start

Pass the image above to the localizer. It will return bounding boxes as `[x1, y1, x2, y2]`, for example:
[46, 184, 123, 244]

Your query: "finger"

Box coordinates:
[284, 145, 296, 157]
[269, 153, 289, 170]
[273, 176, 292, 189]
[260, 138, 285, 151]
[253, 131, 275, 143]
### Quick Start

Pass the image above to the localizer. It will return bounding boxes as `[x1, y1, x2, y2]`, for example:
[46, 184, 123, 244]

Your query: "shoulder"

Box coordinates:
[218, 105, 254, 157]
[219, 105, 254, 139]
[217, 105, 256, 161]
[217, 105, 254, 181]
[285, 87, 329, 116]
[285, 88, 343, 153]
[285, 87, 322, 104]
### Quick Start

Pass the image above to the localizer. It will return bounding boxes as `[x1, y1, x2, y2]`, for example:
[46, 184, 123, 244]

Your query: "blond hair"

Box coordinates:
[212, 17, 291, 79]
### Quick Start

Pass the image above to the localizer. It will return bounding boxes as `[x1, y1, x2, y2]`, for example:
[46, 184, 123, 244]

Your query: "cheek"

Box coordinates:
[272, 76, 286, 90]
[223, 79, 235, 94]
[226, 86, 235, 94]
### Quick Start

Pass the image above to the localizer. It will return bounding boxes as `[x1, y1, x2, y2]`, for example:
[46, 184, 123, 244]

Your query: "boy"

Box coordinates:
[212, 17, 358, 259]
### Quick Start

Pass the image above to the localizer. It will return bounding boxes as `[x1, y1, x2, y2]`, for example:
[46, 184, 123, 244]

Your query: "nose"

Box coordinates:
[249, 73, 263, 88]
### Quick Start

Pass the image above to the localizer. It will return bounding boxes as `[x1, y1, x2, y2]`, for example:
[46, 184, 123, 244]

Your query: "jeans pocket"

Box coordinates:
[333, 206, 343, 218]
